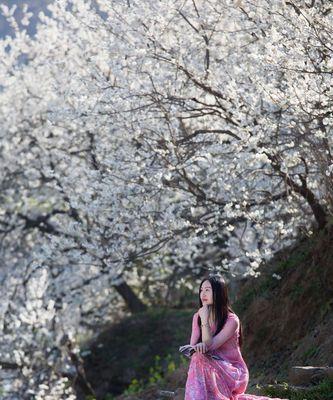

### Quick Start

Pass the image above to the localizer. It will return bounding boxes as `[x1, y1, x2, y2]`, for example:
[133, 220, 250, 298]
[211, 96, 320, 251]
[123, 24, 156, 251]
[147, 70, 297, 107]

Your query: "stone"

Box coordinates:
[157, 390, 175, 398]
[288, 366, 333, 386]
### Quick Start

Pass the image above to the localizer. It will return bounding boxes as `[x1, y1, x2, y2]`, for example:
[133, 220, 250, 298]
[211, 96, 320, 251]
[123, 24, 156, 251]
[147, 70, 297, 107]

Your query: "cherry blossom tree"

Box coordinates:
[0, 0, 332, 397]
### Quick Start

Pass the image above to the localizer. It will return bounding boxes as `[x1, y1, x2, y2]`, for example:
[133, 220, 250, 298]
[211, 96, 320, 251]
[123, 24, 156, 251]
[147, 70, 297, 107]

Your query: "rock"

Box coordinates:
[157, 390, 175, 398]
[156, 388, 184, 399]
[288, 366, 333, 386]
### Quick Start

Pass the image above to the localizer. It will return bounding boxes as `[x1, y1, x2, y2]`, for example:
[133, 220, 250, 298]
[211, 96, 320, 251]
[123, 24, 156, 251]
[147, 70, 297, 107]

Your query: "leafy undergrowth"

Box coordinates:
[259, 378, 333, 400]
[80, 308, 192, 398]
[119, 353, 187, 397]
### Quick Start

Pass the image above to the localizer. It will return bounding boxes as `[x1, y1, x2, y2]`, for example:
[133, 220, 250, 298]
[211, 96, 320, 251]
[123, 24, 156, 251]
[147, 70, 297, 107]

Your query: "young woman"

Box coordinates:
[185, 275, 288, 400]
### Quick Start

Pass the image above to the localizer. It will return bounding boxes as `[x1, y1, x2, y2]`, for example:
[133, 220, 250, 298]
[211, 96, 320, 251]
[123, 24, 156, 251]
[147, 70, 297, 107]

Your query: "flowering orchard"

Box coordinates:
[0, 0, 332, 398]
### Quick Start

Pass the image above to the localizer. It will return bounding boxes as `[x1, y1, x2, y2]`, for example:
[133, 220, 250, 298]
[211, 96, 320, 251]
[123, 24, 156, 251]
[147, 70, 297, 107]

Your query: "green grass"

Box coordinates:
[261, 378, 333, 400]
[275, 249, 310, 275]
[302, 346, 318, 359]
[233, 277, 279, 313]
[290, 284, 306, 300]
[234, 245, 313, 314]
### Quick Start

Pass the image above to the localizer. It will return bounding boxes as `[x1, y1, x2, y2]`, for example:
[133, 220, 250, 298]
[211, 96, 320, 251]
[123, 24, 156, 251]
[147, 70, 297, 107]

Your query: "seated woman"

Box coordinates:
[185, 274, 289, 400]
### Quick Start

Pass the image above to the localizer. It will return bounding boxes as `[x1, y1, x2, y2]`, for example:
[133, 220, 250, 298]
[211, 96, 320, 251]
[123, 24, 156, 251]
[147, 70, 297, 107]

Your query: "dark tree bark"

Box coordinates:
[113, 280, 147, 313]
[269, 154, 328, 230]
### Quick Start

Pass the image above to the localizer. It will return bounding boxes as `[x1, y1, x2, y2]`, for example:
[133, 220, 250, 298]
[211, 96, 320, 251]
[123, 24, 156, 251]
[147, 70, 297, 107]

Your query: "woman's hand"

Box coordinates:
[198, 304, 210, 323]
[195, 342, 208, 354]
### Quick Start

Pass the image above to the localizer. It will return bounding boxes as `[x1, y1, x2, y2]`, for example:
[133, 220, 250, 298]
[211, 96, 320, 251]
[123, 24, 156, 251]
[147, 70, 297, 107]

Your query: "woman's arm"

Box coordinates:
[201, 320, 213, 348]
[189, 312, 201, 346]
[206, 315, 238, 351]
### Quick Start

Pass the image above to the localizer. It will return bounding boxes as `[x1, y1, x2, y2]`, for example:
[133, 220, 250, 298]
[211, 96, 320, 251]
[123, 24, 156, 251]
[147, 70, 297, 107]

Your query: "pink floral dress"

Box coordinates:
[185, 311, 289, 400]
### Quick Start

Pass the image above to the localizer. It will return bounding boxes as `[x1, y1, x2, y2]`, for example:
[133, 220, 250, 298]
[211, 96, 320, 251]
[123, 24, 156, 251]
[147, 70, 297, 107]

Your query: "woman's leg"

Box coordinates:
[185, 353, 232, 400]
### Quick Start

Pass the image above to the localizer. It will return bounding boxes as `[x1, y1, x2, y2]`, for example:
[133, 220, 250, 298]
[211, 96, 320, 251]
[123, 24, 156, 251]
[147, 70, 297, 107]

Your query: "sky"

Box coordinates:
[0, 0, 52, 38]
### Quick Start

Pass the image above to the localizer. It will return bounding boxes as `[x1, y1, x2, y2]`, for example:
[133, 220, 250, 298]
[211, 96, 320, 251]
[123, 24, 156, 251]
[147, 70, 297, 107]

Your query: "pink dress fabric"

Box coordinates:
[185, 311, 288, 400]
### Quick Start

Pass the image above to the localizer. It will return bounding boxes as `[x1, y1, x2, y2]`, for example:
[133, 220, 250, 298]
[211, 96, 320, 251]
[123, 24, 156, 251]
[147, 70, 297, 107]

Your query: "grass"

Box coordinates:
[302, 346, 318, 359]
[274, 249, 310, 275]
[234, 245, 313, 314]
[81, 307, 193, 397]
[261, 378, 333, 400]
[233, 276, 279, 314]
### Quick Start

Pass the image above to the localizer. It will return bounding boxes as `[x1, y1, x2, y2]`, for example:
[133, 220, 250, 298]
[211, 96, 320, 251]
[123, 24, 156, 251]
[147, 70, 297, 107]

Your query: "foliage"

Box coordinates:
[123, 353, 179, 395]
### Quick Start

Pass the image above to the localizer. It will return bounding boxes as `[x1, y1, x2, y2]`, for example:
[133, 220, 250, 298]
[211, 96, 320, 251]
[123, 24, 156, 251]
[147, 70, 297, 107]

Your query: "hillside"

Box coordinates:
[78, 230, 333, 399]
[237, 231, 333, 381]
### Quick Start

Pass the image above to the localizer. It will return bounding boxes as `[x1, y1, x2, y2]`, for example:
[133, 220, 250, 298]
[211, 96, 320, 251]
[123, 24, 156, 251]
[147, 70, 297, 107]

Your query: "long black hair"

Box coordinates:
[197, 274, 243, 347]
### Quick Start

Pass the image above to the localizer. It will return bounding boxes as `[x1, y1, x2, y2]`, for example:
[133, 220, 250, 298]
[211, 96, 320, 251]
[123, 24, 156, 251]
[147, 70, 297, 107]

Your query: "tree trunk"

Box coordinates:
[268, 155, 328, 230]
[113, 280, 147, 313]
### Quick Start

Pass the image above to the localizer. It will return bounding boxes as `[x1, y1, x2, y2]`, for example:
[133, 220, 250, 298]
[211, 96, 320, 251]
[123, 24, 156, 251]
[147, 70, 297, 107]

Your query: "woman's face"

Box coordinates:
[200, 280, 213, 306]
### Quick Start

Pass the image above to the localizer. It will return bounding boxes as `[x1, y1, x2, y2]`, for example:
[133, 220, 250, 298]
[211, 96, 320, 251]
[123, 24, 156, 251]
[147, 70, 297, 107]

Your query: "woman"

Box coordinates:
[185, 275, 288, 400]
